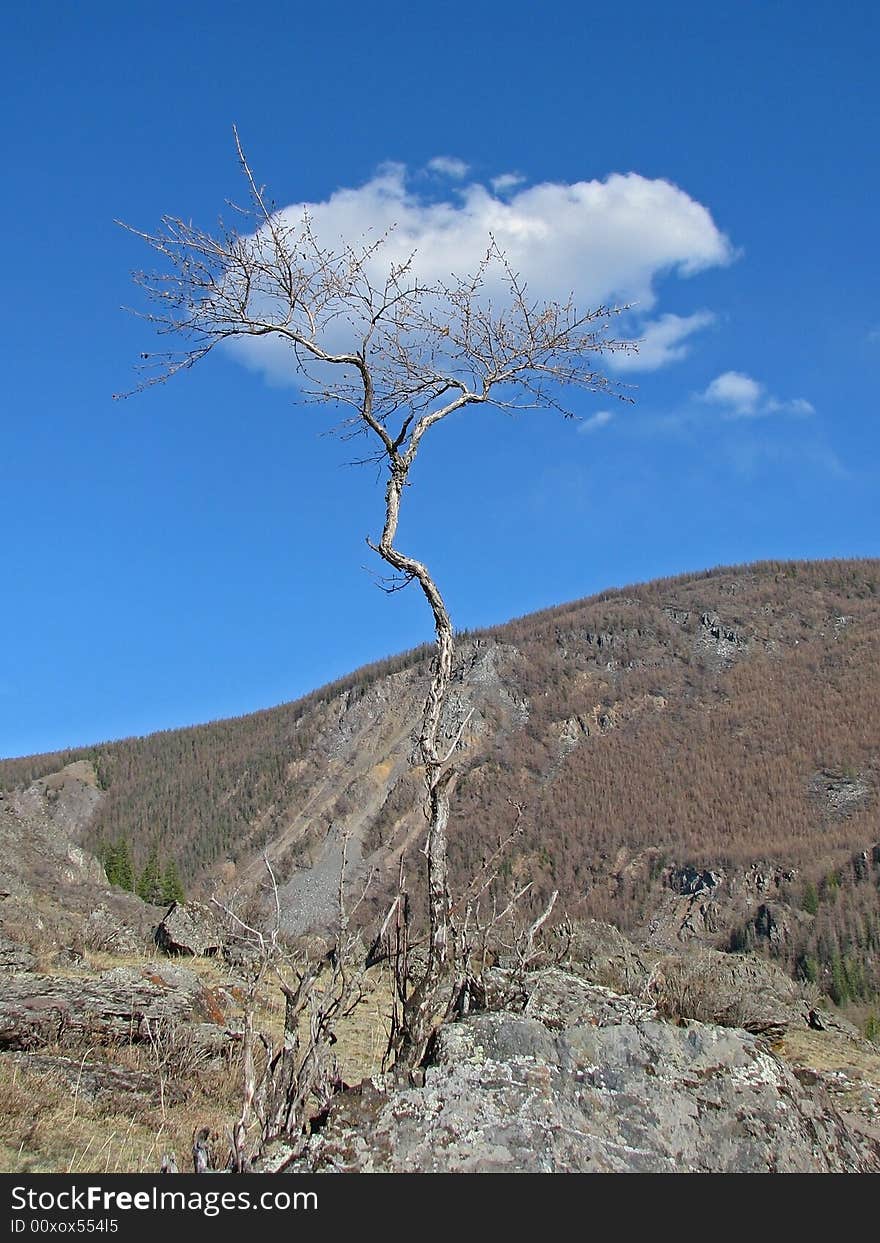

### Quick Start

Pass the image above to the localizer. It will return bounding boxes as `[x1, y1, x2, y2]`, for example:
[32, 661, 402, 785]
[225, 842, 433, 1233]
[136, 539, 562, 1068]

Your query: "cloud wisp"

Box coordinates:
[611, 311, 716, 372]
[490, 172, 526, 194]
[701, 371, 815, 419]
[228, 162, 735, 384]
[577, 409, 615, 434]
[426, 155, 470, 179]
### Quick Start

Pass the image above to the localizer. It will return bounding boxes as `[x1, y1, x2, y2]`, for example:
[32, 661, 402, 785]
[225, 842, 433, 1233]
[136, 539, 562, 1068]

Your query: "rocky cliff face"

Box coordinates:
[0, 760, 105, 893]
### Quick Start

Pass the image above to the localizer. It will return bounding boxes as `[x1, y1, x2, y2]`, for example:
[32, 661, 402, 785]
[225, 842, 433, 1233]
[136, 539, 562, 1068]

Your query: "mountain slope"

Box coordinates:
[2, 557, 879, 1005]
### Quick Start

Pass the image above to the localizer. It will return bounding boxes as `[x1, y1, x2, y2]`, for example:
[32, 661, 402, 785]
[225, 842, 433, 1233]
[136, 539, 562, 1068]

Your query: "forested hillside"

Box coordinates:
[3, 558, 879, 1007]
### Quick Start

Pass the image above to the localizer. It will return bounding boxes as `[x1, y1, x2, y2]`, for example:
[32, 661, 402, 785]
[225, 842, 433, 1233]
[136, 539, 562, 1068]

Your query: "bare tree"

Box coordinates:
[210, 847, 369, 1170]
[120, 130, 636, 1071]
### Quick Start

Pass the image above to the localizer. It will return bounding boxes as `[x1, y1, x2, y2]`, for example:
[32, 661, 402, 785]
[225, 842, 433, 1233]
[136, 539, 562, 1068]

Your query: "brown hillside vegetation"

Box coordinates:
[2, 558, 879, 1007]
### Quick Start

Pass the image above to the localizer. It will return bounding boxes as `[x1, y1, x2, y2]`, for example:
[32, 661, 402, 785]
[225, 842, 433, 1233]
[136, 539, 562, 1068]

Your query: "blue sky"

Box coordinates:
[1, 1, 877, 758]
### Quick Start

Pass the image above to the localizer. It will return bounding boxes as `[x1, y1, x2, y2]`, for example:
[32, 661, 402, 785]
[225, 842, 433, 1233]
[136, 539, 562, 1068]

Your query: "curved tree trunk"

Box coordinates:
[374, 457, 458, 1069]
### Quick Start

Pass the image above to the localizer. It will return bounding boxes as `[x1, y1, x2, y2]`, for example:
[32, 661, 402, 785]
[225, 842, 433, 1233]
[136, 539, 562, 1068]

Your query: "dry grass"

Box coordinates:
[240, 962, 394, 1084]
[779, 1025, 880, 1143]
[0, 1056, 240, 1174]
[780, 1026, 880, 1085]
[326, 970, 394, 1083]
[0, 947, 393, 1174]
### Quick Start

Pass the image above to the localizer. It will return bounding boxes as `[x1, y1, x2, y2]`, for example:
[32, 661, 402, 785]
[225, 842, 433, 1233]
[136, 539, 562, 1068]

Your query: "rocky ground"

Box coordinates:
[267, 932, 880, 1174]
[280, 1005, 877, 1173]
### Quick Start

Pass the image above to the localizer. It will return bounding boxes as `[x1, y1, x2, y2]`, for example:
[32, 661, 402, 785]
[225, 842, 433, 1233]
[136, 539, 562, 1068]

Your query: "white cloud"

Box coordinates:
[491, 172, 525, 194]
[703, 370, 764, 416]
[230, 164, 734, 384]
[610, 311, 715, 372]
[426, 156, 470, 179]
[578, 409, 614, 433]
[701, 371, 814, 419]
[764, 395, 815, 417]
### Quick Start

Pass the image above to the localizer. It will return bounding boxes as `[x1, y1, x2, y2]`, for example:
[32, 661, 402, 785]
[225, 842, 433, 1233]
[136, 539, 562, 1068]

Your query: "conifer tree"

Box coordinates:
[104, 837, 135, 892]
[136, 848, 164, 904]
[160, 858, 186, 906]
[802, 881, 819, 916]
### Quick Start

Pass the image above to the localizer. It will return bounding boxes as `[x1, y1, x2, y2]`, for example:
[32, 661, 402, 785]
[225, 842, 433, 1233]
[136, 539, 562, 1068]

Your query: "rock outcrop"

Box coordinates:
[0, 761, 158, 963]
[7, 1051, 183, 1106]
[564, 919, 848, 1041]
[155, 901, 226, 957]
[0, 963, 233, 1056]
[280, 972, 879, 1174]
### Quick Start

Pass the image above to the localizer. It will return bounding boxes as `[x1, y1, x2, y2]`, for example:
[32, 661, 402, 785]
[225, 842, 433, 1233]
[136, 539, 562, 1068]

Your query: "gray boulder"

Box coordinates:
[283, 1004, 879, 1173]
[155, 901, 225, 957]
[565, 918, 656, 993]
[8, 1051, 184, 1106]
[522, 967, 657, 1029]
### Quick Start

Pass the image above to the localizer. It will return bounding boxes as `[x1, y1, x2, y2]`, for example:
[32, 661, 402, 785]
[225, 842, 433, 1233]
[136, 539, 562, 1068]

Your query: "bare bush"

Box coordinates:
[208, 846, 370, 1171]
[644, 950, 807, 1037]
